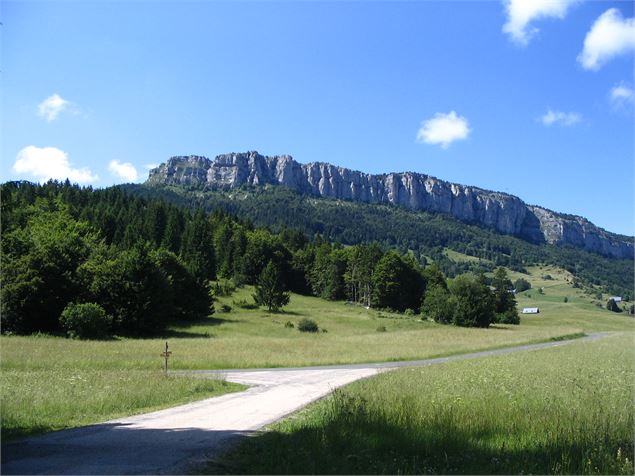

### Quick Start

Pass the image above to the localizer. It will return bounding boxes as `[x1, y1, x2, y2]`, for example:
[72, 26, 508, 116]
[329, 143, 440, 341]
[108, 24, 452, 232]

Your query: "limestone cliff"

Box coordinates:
[147, 151, 633, 259]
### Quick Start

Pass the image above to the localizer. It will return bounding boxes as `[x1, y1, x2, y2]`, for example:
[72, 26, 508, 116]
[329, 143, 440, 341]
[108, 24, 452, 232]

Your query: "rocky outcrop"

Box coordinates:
[147, 151, 634, 259]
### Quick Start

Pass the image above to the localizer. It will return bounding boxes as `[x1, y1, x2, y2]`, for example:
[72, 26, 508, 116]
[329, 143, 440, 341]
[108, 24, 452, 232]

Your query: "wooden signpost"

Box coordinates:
[161, 341, 172, 374]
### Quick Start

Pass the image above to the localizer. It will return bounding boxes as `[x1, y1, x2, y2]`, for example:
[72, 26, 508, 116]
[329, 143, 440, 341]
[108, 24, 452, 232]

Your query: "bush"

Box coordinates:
[404, 308, 416, 317]
[284, 321, 294, 328]
[376, 325, 387, 332]
[219, 304, 232, 313]
[606, 299, 622, 313]
[514, 278, 531, 292]
[449, 274, 495, 328]
[297, 318, 319, 333]
[421, 285, 455, 324]
[563, 297, 568, 303]
[496, 308, 520, 325]
[212, 279, 236, 297]
[60, 303, 112, 339]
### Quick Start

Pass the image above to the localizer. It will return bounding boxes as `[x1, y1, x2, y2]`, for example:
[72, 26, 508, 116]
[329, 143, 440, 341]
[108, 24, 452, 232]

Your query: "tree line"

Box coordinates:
[1, 181, 518, 338]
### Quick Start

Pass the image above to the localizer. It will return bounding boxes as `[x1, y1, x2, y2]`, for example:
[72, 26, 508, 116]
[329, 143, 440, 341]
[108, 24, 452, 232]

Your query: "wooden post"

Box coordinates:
[160, 341, 172, 375]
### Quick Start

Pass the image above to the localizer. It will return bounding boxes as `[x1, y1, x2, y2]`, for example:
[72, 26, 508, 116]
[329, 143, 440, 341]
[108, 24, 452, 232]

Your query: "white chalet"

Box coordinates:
[522, 307, 540, 314]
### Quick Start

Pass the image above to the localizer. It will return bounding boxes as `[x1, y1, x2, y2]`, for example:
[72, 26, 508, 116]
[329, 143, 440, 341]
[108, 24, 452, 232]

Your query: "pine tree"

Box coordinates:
[253, 261, 290, 312]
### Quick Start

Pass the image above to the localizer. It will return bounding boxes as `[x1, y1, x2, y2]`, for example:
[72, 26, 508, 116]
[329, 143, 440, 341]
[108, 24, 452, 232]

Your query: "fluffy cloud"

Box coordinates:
[37, 94, 71, 122]
[578, 9, 635, 71]
[108, 160, 139, 182]
[502, 0, 579, 45]
[13, 146, 98, 183]
[610, 83, 634, 108]
[416, 111, 471, 149]
[541, 109, 582, 127]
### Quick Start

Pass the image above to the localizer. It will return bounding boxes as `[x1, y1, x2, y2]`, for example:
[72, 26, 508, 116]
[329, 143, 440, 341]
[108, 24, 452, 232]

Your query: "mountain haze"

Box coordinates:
[147, 151, 633, 260]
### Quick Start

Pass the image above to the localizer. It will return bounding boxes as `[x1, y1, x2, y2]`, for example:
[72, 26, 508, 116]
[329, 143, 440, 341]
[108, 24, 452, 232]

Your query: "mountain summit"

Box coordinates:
[147, 151, 633, 260]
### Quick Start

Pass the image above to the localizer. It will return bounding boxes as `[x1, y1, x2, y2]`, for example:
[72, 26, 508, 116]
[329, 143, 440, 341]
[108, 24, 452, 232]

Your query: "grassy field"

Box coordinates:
[0, 367, 244, 440]
[207, 332, 634, 475]
[1, 265, 632, 442]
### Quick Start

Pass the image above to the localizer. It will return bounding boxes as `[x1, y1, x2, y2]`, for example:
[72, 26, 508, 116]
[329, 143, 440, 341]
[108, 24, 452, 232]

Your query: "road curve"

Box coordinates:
[1, 332, 611, 475]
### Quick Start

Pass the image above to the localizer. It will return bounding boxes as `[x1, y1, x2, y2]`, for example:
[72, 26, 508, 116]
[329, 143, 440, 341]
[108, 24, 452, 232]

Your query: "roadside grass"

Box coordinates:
[206, 333, 634, 475]
[2, 267, 632, 441]
[1, 369, 244, 441]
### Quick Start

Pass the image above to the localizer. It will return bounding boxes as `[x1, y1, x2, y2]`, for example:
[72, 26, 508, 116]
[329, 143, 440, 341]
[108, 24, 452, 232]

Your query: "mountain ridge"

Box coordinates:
[146, 151, 633, 260]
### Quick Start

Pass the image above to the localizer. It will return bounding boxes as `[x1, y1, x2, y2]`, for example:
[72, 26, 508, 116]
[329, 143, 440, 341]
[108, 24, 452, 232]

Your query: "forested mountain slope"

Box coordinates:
[125, 183, 633, 297]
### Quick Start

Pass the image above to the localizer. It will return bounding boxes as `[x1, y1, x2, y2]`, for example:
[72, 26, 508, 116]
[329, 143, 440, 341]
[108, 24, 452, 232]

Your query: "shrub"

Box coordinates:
[60, 303, 112, 339]
[606, 299, 622, 313]
[563, 297, 568, 303]
[297, 318, 319, 333]
[212, 279, 236, 297]
[284, 321, 294, 328]
[376, 325, 387, 332]
[496, 308, 520, 325]
[449, 274, 495, 328]
[404, 308, 416, 317]
[219, 304, 232, 313]
[513, 278, 531, 292]
[421, 285, 455, 324]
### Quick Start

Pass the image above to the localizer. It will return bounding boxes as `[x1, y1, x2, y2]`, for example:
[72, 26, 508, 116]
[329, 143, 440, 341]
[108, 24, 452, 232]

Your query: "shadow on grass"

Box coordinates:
[268, 310, 304, 316]
[145, 316, 240, 339]
[206, 393, 633, 475]
[1, 423, 252, 475]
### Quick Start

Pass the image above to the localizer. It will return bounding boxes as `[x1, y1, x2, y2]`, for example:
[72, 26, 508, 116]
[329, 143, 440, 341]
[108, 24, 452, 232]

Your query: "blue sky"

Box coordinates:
[2, 1, 634, 235]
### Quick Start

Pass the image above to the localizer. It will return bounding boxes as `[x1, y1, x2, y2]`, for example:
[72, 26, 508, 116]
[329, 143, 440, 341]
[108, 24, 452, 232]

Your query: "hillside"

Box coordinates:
[145, 152, 633, 259]
[126, 183, 634, 297]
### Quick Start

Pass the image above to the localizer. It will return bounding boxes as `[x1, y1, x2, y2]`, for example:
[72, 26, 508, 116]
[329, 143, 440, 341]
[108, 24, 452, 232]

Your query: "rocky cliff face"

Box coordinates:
[147, 151, 634, 259]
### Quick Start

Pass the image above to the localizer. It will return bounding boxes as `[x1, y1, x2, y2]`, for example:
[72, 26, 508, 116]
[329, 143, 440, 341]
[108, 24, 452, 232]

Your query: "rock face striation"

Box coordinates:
[147, 151, 633, 259]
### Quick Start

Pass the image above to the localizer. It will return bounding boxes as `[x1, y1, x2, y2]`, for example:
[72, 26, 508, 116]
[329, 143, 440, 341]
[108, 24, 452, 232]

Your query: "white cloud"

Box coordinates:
[13, 146, 98, 183]
[416, 111, 471, 149]
[610, 83, 634, 108]
[578, 9, 635, 71]
[502, 0, 579, 46]
[541, 109, 582, 127]
[37, 94, 71, 122]
[108, 160, 139, 182]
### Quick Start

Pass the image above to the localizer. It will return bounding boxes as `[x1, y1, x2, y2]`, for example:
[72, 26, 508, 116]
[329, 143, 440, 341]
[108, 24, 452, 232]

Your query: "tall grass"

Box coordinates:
[210, 333, 634, 475]
[1, 368, 244, 440]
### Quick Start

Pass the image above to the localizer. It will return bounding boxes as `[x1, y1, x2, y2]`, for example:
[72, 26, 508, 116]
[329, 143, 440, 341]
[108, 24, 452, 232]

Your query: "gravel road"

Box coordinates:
[1, 332, 610, 475]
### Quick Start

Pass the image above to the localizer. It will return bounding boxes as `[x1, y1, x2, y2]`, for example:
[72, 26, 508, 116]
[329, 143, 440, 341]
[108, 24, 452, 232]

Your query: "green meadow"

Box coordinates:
[1, 264, 632, 444]
[207, 332, 634, 475]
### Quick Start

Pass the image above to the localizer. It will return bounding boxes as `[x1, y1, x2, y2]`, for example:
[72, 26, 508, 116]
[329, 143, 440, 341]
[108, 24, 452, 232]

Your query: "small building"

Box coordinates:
[610, 296, 622, 303]
[522, 307, 540, 314]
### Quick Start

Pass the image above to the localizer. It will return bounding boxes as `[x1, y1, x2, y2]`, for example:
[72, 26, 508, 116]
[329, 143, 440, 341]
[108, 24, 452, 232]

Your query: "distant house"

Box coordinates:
[610, 296, 622, 303]
[522, 307, 540, 314]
